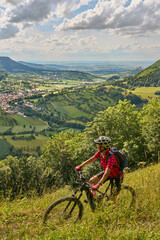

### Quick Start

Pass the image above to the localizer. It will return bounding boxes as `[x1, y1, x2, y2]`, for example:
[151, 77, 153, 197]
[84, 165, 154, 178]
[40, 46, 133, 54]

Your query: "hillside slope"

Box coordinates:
[0, 56, 42, 73]
[0, 163, 160, 239]
[127, 59, 160, 86]
[32, 85, 146, 129]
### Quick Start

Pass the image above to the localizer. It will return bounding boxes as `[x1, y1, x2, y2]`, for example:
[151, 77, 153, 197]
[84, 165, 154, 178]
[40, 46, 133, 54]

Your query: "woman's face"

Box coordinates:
[97, 144, 102, 150]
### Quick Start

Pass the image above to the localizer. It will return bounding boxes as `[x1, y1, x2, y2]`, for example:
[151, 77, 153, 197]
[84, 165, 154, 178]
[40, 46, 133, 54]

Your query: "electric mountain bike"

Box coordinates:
[43, 171, 136, 225]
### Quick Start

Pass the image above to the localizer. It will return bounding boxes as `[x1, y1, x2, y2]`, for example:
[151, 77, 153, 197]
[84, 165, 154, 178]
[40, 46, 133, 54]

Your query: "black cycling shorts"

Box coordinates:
[96, 170, 121, 194]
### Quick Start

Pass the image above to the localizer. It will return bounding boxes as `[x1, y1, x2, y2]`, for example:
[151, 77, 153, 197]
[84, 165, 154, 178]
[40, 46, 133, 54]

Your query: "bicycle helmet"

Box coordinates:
[94, 136, 111, 148]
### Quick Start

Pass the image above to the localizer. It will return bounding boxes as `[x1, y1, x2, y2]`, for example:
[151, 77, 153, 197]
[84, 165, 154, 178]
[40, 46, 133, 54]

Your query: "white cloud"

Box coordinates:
[5, 0, 92, 24]
[0, 23, 19, 39]
[58, 0, 160, 36]
[55, 0, 92, 18]
[0, 0, 160, 61]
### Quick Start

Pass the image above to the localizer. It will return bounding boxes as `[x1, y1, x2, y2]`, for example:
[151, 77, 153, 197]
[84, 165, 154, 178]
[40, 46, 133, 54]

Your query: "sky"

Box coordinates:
[0, 0, 160, 63]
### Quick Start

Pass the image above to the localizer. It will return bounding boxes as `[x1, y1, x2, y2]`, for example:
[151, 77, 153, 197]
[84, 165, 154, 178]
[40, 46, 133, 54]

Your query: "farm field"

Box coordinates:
[0, 114, 49, 134]
[3, 135, 48, 149]
[131, 87, 160, 99]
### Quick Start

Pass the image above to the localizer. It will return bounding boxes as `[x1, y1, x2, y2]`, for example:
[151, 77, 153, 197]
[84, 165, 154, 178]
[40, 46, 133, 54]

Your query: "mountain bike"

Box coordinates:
[43, 171, 136, 225]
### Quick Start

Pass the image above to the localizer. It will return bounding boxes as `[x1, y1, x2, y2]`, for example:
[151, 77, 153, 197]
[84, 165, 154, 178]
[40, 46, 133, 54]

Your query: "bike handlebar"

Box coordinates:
[76, 170, 87, 181]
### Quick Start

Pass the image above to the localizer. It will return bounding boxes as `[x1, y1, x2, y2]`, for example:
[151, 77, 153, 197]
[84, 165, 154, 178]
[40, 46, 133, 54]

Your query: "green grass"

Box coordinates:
[0, 126, 10, 133]
[0, 115, 48, 134]
[54, 102, 91, 118]
[0, 163, 160, 239]
[132, 87, 160, 99]
[1, 135, 49, 150]
[11, 115, 28, 126]
[0, 139, 12, 157]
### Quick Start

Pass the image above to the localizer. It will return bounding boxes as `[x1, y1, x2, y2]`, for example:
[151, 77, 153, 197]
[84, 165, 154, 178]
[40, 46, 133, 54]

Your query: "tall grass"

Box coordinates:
[0, 163, 160, 239]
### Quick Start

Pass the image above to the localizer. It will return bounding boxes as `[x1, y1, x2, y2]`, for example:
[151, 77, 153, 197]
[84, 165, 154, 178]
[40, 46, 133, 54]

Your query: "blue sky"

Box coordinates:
[0, 0, 160, 62]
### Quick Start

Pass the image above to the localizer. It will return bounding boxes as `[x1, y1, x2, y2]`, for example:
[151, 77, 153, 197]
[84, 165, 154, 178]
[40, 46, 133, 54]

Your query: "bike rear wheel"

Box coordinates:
[115, 184, 136, 210]
[43, 196, 83, 225]
[101, 184, 136, 211]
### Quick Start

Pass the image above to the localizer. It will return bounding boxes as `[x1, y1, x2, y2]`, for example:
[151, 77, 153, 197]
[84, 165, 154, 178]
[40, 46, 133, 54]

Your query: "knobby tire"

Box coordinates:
[43, 196, 83, 225]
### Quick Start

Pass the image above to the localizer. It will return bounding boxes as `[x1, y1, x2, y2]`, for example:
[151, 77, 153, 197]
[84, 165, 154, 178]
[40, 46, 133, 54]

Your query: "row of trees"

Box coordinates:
[0, 99, 159, 199]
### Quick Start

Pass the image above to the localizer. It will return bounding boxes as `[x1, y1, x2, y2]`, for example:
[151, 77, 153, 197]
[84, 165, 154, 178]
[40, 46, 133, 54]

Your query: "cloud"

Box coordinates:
[7, 0, 92, 23]
[54, 0, 92, 18]
[57, 0, 160, 36]
[0, 23, 19, 39]
[6, 0, 24, 5]
[8, 0, 54, 23]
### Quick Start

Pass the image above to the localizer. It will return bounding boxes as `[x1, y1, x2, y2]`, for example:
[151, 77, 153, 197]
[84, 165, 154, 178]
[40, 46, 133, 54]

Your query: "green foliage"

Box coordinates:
[140, 98, 160, 162]
[41, 130, 76, 187]
[0, 139, 12, 158]
[0, 156, 44, 198]
[155, 90, 160, 95]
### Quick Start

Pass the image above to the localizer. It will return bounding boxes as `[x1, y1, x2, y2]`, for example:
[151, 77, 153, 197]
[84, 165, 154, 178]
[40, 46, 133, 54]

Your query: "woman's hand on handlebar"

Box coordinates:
[75, 165, 82, 172]
[91, 184, 100, 190]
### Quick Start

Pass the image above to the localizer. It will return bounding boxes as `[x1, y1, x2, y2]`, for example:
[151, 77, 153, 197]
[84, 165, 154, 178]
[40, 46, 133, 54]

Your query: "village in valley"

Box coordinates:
[0, 89, 43, 115]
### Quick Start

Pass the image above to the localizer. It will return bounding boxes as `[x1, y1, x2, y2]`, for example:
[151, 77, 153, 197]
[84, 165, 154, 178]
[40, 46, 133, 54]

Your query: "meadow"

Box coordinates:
[131, 87, 160, 99]
[0, 163, 160, 240]
[2, 134, 49, 150]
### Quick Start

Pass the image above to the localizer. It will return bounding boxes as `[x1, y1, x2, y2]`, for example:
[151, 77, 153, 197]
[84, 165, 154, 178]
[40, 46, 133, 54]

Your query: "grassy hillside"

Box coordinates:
[35, 85, 146, 128]
[0, 113, 48, 134]
[0, 163, 160, 239]
[127, 59, 160, 87]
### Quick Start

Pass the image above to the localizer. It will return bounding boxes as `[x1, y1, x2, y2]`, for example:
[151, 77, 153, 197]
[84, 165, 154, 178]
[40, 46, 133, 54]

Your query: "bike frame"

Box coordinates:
[71, 172, 113, 212]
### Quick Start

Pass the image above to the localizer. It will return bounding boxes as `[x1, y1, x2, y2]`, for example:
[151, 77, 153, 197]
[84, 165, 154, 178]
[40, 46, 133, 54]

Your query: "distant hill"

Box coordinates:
[0, 57, 97, 81]
[127, 60, 160, 86]
[19, 61, 70, 71]
[19, 61, 58, 71]
[0, 56, 43, 73]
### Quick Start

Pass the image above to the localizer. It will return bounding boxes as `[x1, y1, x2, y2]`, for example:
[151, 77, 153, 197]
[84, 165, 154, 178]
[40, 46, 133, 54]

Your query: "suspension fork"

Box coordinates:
[64, 189, 83, 215]
[85, 187, 96, 211]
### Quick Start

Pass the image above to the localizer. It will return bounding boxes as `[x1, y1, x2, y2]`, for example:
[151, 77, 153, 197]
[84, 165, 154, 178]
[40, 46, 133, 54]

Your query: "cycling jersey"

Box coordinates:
[94, 150, 121, 178]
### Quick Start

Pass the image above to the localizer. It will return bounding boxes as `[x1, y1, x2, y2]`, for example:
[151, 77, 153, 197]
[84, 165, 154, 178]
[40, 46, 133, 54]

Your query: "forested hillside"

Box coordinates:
[127, 59, 160, 87]
[0, 99, 159, 199]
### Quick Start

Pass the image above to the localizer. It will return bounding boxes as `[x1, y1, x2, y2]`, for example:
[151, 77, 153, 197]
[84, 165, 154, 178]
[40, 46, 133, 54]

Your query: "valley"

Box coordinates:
[0, 57, 159, 158]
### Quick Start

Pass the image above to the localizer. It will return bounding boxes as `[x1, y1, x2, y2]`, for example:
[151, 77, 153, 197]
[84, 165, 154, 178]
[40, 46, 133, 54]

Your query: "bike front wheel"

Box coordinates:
[43, 196, 83, 225]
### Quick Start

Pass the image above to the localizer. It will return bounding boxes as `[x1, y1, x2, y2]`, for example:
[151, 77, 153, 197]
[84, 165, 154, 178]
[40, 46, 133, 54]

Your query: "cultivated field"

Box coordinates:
[132, 87, 160, 99]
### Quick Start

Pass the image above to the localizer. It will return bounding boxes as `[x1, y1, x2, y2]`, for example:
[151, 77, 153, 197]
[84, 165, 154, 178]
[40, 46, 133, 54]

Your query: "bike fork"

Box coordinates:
[64, 192, 83, 216]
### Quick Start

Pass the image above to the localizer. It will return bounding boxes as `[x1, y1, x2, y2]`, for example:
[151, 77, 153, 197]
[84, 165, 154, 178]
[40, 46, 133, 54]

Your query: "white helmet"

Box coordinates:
[94, 136, 111, 148]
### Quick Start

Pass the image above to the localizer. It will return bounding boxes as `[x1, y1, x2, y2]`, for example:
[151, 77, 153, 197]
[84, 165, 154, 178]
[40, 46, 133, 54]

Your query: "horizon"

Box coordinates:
[0, 0, 160, 63]
[0, 56, 155, 69]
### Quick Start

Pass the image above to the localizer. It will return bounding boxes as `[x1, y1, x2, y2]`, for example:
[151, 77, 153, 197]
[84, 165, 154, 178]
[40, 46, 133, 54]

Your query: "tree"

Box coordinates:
[81, 100, 146, 168]
[140, 99, 160, 162]
[41, 130, 75, 187]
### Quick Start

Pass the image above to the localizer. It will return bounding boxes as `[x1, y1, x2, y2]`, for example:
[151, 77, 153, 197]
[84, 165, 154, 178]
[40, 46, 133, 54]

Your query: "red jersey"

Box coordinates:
[94, 150, 121, 178]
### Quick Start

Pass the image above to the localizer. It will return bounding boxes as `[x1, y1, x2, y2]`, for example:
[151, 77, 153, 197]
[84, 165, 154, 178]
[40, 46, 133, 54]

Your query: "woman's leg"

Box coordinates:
[89, 171, 104, 199]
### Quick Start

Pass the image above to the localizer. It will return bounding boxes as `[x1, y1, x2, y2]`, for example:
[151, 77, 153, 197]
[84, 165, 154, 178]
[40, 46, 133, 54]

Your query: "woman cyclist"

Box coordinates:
[75, 136, 122, 199]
